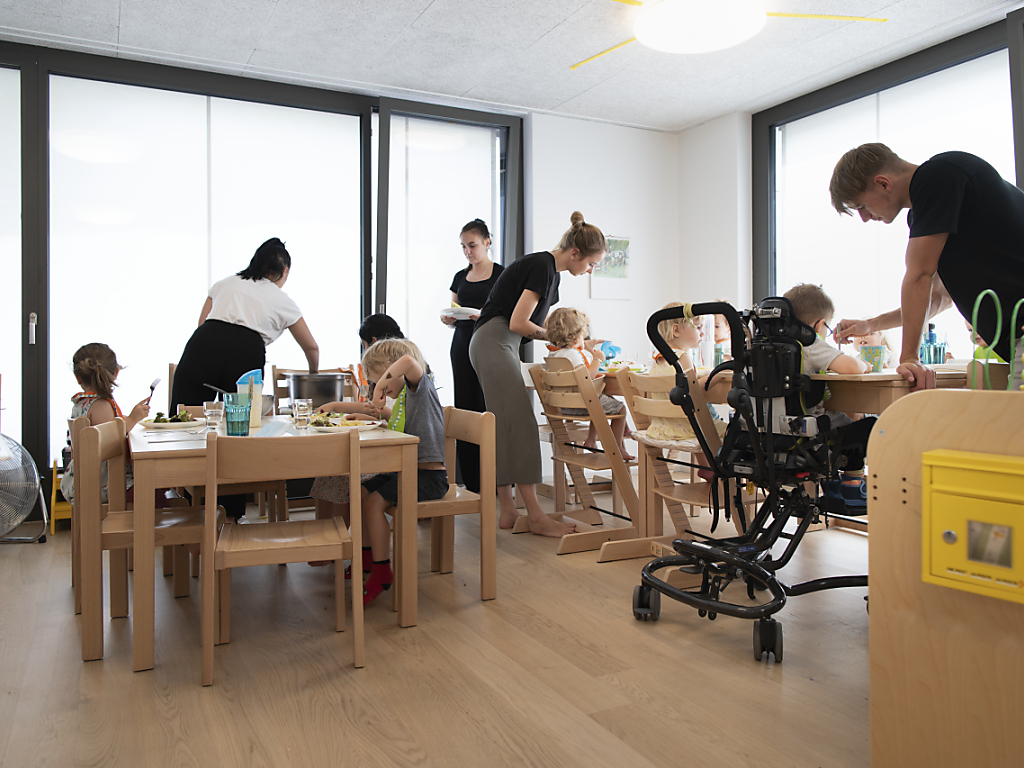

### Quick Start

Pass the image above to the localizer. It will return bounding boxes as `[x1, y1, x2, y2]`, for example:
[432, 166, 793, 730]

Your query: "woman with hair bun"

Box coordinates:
[170, 237, 320, 409]
[442, 219, 504, 493]
[469, 211, 606, 537]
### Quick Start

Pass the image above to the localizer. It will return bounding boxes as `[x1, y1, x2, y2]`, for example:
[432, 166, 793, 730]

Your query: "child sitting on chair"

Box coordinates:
[647, 302, 729, 444]
[544, 307, 634, 461]
[783, 283, 873, 508]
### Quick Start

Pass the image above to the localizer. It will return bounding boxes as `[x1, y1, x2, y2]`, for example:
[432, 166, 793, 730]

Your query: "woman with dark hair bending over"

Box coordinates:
[171, 237, 320, 409]
[469, 211, 606, 536]
[441, 219, 504, 493]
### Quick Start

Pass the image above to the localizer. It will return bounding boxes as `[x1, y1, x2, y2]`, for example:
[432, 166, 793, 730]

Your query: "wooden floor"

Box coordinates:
[0, 498, 870, 768]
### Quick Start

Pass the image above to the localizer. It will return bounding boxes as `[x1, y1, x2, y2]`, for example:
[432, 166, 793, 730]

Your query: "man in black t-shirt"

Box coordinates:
[828, 143, 1024, 391]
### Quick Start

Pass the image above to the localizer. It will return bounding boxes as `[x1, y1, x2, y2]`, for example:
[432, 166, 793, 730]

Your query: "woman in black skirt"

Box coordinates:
[442, 219, 504, 492]
[171, 237, 320, 409]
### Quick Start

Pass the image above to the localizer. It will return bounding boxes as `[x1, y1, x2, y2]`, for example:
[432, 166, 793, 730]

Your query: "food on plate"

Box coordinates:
[309, 413, 337, 427]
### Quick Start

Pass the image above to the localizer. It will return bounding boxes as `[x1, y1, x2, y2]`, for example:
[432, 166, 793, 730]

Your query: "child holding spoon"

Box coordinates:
[60, 343, 153, 504]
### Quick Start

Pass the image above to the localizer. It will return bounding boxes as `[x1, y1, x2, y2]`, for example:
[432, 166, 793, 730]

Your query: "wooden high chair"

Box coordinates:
[528, 361, 641, 557]
[599, 367, 750, 563]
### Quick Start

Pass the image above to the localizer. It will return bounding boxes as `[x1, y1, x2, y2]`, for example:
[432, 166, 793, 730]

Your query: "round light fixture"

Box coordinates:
[634, 0, 768, 54]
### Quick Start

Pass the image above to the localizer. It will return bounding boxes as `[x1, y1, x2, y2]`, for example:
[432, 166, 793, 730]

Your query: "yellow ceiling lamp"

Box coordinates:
[571, 0, 888, 69]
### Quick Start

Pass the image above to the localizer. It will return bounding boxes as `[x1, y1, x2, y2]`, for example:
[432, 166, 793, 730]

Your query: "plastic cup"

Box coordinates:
[203, 400, 224, 430]
[859, 345, 886, 373]
[292, 399, 313, 429]
[224, 393, 250, 436]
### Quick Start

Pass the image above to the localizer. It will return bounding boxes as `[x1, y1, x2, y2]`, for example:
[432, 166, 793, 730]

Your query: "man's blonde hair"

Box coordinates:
[545, 307, 589, 349]
[361, 338, 429, 380]
[829, 142, 911, 215]
[783, 284, 835, 327]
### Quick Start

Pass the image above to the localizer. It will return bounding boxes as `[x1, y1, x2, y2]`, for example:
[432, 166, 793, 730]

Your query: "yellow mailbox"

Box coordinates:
[921, 449, 1024, 602]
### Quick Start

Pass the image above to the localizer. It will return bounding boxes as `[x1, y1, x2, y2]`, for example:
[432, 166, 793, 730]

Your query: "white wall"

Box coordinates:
[677, 111, 753, 311]
[524, 112, 681, 362]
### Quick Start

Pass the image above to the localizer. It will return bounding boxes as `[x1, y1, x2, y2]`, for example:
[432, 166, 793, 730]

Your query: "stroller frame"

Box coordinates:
[633, 299, 868, 662]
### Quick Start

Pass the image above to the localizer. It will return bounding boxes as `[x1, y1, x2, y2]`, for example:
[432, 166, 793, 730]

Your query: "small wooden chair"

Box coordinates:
[390, 407, 497, 607]
[528, 362, 641, 556]
[78, 417, 216, 661]
[201, 429, 363, 686]
[601, 367, 749, 563]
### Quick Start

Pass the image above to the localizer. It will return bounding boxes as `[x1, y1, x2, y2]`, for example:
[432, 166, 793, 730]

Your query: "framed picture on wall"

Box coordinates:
[590, 235, 630, 300]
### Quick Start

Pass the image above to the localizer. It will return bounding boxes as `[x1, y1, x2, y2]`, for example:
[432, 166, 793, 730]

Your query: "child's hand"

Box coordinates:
[129, 397, 151, 424]
[583, 338, 606, 351]
[317, 401, 341, 413]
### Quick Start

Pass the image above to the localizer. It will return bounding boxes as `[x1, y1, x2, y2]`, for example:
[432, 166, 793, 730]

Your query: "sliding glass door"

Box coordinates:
[382, 114, 506, 406]
[49, 76, 362, 457]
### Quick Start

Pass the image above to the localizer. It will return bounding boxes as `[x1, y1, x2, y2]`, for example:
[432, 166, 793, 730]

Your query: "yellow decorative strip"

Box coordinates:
[766, 12, 888, 22]
[609, 0, 644, 6]
[571, 38, 637, 71]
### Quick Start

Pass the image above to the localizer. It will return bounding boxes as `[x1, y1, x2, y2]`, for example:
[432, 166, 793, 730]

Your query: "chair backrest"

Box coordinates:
[168, 362, 177, 413]
[967, 360, 1010, 390]
[69, 416, 89, 507]
[78, 417, 129, 519]
[206, 429, 359, 487]
[532, 362, 591, 420]
[441, 406, 495, 488]
[617, 368, 723, 453]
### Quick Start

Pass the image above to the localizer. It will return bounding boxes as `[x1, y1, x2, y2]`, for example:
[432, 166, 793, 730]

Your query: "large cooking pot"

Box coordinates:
[285, 372, 349, 409]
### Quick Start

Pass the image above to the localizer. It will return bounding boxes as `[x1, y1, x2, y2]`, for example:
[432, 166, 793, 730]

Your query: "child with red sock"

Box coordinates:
[359, 338, 448, 606]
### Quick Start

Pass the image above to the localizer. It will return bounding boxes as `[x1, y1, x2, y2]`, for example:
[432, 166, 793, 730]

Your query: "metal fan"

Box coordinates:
[0, 434, 48, 543]
[572, 0, 888, 69]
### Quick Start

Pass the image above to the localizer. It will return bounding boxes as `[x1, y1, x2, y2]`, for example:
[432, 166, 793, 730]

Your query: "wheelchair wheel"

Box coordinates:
[632, 585, 660, 621]
[754, 618, 784, 662]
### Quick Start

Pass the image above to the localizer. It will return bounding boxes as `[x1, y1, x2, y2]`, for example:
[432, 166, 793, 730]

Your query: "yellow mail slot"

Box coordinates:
[922, 449, 1024, 603]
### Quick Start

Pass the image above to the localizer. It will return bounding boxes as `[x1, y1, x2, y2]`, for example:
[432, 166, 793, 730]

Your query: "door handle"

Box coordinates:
[28, 312, 37, 345]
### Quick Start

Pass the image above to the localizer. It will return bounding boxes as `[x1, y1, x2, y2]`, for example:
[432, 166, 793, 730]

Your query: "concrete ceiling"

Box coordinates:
[1, 0, 1022, 131]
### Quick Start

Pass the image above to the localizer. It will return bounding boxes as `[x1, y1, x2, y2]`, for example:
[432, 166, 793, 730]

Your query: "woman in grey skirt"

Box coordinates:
[469, 211, 607, 537]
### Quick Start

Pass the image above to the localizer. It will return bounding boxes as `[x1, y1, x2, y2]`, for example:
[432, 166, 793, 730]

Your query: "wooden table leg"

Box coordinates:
[397, 443, 417, 627]
[132, 459, 156, 672]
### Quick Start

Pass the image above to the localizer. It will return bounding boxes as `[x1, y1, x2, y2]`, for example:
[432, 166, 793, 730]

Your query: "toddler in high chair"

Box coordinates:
[544, 307, 634, 462]
[646, 302, 729, 444]
[60, 343, 153, 505]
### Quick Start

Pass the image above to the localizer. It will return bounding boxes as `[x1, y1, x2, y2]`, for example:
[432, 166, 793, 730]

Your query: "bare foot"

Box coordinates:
[499, 508, 522, 530]
[528, 515, 575, 538]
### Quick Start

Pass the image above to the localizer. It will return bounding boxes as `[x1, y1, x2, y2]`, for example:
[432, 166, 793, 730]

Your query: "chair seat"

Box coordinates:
[101, 506, 207, 548]
[653, 482, 712, 506]
[216, 518, 349, 569]
[416, 485, 484, 518]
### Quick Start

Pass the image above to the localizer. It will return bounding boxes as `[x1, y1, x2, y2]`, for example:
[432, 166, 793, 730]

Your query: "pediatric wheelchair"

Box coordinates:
[632, 298, 868, 662]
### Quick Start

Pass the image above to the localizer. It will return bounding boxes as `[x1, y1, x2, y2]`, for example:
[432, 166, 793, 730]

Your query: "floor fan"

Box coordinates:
[0, 434, 48, 543]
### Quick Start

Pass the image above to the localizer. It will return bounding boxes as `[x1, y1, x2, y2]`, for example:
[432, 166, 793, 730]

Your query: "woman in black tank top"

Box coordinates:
[443, 219, 504, 492]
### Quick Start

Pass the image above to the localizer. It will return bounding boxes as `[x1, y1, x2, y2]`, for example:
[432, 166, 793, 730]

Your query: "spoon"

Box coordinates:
[203, 382, 232, 397]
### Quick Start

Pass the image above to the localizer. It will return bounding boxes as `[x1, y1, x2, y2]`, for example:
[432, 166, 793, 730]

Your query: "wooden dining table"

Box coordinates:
[127, 417, 419, 672]
[810, 366, 968, 413]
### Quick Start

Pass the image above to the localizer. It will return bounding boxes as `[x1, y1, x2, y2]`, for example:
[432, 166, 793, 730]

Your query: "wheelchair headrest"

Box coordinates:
[753, 297, 817, 348]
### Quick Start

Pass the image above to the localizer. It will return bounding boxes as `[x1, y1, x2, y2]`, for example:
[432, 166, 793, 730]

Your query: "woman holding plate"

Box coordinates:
[441, 219, 504, 493]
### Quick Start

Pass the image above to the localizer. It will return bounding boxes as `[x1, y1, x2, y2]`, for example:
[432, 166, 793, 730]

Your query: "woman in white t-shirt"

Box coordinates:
[170, 237, 320, 410]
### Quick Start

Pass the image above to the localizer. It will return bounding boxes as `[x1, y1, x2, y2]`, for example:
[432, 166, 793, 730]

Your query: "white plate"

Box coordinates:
[311, 420, 384, 433]
[440, 306, 480, 321]
[140, 418, 206, 431]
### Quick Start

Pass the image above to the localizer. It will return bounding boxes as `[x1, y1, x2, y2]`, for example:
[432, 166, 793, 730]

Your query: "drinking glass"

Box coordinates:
[293, 399, 313, 429]
[203, 400, 224, 431]
[224, 393, 251, 437]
